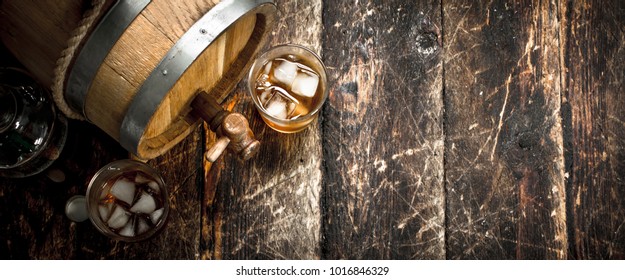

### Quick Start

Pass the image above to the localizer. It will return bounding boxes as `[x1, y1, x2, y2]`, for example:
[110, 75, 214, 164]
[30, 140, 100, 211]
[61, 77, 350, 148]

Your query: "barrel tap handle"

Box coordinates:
[191, 91, 260, 162]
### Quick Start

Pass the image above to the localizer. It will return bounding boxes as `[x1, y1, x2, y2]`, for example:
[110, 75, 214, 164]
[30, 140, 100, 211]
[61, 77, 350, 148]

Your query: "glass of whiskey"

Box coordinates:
[85, 160, 169, 242]
[248, 44, 328, 133]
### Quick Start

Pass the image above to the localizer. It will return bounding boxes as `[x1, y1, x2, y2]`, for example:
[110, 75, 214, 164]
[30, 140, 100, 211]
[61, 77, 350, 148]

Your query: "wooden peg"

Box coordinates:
[191, 91, 260, 162]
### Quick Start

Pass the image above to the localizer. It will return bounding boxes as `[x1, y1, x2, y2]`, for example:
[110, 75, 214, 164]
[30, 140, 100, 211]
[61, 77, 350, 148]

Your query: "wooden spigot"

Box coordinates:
[191, 91, 260, 162]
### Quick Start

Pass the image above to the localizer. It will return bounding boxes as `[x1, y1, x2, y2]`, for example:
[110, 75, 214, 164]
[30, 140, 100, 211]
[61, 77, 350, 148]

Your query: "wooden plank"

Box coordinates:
[444, 0, 566, 259]
[0, 46, 203, 260]
[0, 121, 127, 259]
[202, 0, 323, 259]
[560, 0, 625, 259]
[71, 131, 203, 259]
[321, 0, 445, 259]
[0, 122, 201, 259]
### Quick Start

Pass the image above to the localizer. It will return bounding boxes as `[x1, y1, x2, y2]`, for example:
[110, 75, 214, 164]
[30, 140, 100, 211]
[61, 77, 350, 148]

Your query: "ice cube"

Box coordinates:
[98, 203, 114, 222]
[119, 220, 135, 237]
[147, 181, 160, 193]
[270, 85, 299, 103]
[264, 87, 300, 119]
[110, 178, 136, 205]
[259, 88, 272, 105]
[134, 173, 151, 184]
[262, 61, 273, 75]
[99, 185, 111, 200]
[288, 102, 296, 116]
[264, 95, 288, 119]
[137, 217, 150, 235]
[130, 192, 156, 214]
[294, 61, 315, 73]
[273, 59, 297, 86]
[107, 206, 129, 229]
[256, 74, 270, 89]
[291, 72, 319, 98]
[151, 208, 164, 223]
[289, 103, 310, 119]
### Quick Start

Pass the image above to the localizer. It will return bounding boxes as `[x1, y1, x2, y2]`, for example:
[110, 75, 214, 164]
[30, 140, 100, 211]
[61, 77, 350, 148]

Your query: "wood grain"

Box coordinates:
[321, 0, 445, 259]
[141, 0, 218, 41]
[0, 44, 202, 259]
[444, 0, 566, 259]
[0, 0, 91, 88]
[139, 12, 258, 157]
[3, 0, 625, 260]
[86, 0, 244, 159]
[202, 0, 324, 259]
[560, 0, 625, 259]
[0, 119, 202, 259]
[0, 121, 127, 259]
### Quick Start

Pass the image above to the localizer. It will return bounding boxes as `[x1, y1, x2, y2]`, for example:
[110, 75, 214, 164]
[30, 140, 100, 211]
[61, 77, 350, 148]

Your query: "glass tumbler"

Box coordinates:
[248, 44, 328, 133]
[81, 159, 170, 242]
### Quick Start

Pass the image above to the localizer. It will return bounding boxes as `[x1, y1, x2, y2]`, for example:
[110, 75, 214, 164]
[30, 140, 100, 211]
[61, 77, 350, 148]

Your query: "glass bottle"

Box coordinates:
[0, 67, 68, 178]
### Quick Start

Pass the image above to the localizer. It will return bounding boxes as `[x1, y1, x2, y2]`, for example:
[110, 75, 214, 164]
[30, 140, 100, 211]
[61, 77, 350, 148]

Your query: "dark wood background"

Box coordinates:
[1, 0, 624, 259]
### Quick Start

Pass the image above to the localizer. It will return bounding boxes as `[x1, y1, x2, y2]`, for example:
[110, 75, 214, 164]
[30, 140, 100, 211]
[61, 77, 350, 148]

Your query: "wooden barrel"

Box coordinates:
[0, 0, 277, 159]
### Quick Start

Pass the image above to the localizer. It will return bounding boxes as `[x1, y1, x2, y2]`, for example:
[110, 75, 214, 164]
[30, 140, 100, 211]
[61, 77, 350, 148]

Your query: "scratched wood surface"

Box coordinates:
[560, 0, 625, 259]
[321, 0, 445, 259]
[2, 0, 625, 260]
[443, 0, 567, 259]
[0, 16, 203, 259]
[201, 0, 324, 259]
[0, 120, 203, 259]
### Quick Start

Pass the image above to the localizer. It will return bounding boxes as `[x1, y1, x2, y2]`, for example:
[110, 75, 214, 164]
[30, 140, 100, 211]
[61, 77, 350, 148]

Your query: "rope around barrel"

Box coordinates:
[52, 0, 109, 120]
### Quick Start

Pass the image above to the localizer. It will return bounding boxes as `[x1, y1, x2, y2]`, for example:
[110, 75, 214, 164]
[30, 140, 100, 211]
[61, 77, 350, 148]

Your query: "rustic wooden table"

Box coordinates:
[1, 0, 624, 259]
